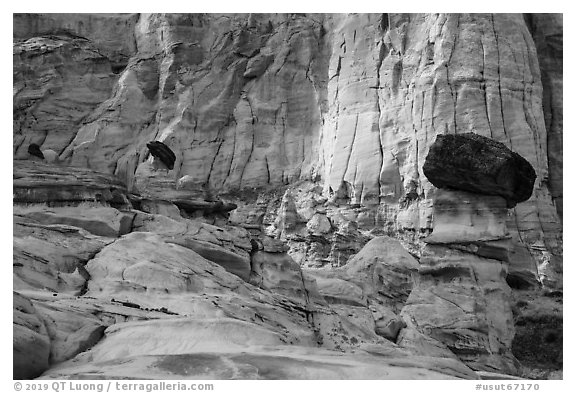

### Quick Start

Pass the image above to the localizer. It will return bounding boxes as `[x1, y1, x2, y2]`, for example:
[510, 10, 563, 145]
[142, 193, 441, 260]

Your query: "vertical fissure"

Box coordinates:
[491, 14, 513, 149]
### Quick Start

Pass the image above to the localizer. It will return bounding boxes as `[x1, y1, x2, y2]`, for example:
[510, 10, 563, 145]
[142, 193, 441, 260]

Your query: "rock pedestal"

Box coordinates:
[402, 188, 520, 374]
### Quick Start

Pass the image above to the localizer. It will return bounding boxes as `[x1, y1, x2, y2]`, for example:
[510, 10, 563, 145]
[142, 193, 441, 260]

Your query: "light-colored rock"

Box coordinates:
[33, 301, 106, 364]
[13, 36, 118, 159]
[13, 13, 562, 284]
[168, 237, 251, 281]
[13, 160, 131, 208]
[13, 14, 561, 276]
[16, 209, 479, 379]
[76, 317, 290, 360]
[267, 182, 372, 268]
[42, 149, 60, 164]
[306, 213, 332, 235]
[15, 205, 135, 238]
[12, 13, 563, 379]
[132, 210, 253, 280]
[424, 189, 514, 265]
[86, 232, 218, 294]
[425, 190, 510, 244]
[40, 343, 478, 380]
[13, 215, 112, 294]
[370, 305, 407, 341]
[259, 236, 289, 253]
[396, 326, 460, 360]
[275, 190, 306, 235]
[401, 245, 518, 374]
[13, 292, 51, 379]
[229, 204, 267, 229]
[307, 273, 367, 307]
[250, 251, 307, 301]
[139, 199, 182, 219]
[176, 175, 204, 192]
[13, 186, 485, 379]
[341, 236, 420, 311]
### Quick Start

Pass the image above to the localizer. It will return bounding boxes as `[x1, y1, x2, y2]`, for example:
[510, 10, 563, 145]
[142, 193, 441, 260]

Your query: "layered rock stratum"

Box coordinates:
[13, 13, 562, 380]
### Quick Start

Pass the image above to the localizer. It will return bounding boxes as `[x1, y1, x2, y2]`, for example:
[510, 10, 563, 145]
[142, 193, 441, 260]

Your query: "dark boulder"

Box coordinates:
[146, 141, 176, 170]
[423, 133, 536, 208]
[28, 143, 44, 159]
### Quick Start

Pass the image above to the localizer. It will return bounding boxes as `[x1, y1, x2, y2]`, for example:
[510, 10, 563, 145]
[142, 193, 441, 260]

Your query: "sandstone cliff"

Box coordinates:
[13, 13, 562, 284]
[13, 13, 562, 380]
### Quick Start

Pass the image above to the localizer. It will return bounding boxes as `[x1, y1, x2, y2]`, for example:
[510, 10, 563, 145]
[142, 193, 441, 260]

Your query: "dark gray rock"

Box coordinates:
[146, 141, 176, 170]
[28, 143, 44, 159]
[423, 133, 536, 207]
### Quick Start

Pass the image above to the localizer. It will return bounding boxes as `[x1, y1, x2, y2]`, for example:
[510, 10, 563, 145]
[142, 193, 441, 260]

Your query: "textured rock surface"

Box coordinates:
[13, 214, 112, 295]
[511, 289, 563, 379]
[40, 343, 478, 380]
[12, 161, 486, 380]
[13, 35, 119, 159]
[409, 151, 522, 374]
[13, 13, 562, 380]
[423, 133, 536, 207]
[339, 236, 419, 311]
[16, 206, 135, 238]
[424, 189, 509, 245]
[13, 160, 131, 208]
[13, 13, 562, 284]
[524, 14, 563, 219]
[250, 251, 322, 304]
[305, 235, 421, 347]
[402, 245, 518, 374]
[13, 292, 51, 379]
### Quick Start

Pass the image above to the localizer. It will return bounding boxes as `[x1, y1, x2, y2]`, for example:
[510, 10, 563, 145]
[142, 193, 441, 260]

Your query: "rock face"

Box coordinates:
[13, 161, 486, 380]
[13, 35, 119, 158]
[524, 14, 563, 219]
[423, 133, 536, 208]
[13, 292, 51, 380]
[402, 138, 541, 374]
[13, 160, 131, 208]
[13, 13, 562, 380]
[403, 243, 518, 373]
[13, 12, 561, 287]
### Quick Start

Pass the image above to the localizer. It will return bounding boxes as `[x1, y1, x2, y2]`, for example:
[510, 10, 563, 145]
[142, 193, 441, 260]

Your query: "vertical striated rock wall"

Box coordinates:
[12, 14, 564, 378]
[13, 13, 562, 284]
[524, 14, 563, 220]
[319, 13, 561, 285]
[52, 14, 330, 191]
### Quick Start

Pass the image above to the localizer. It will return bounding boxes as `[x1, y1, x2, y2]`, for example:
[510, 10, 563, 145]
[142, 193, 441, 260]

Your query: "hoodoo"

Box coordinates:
[12, 13, 563, 381]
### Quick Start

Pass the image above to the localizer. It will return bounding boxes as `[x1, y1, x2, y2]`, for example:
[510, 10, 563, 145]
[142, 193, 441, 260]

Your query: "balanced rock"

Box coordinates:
[146, 141, 176, 170]
[423, 133, 536, 208]
[28, 143, 44, 159]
